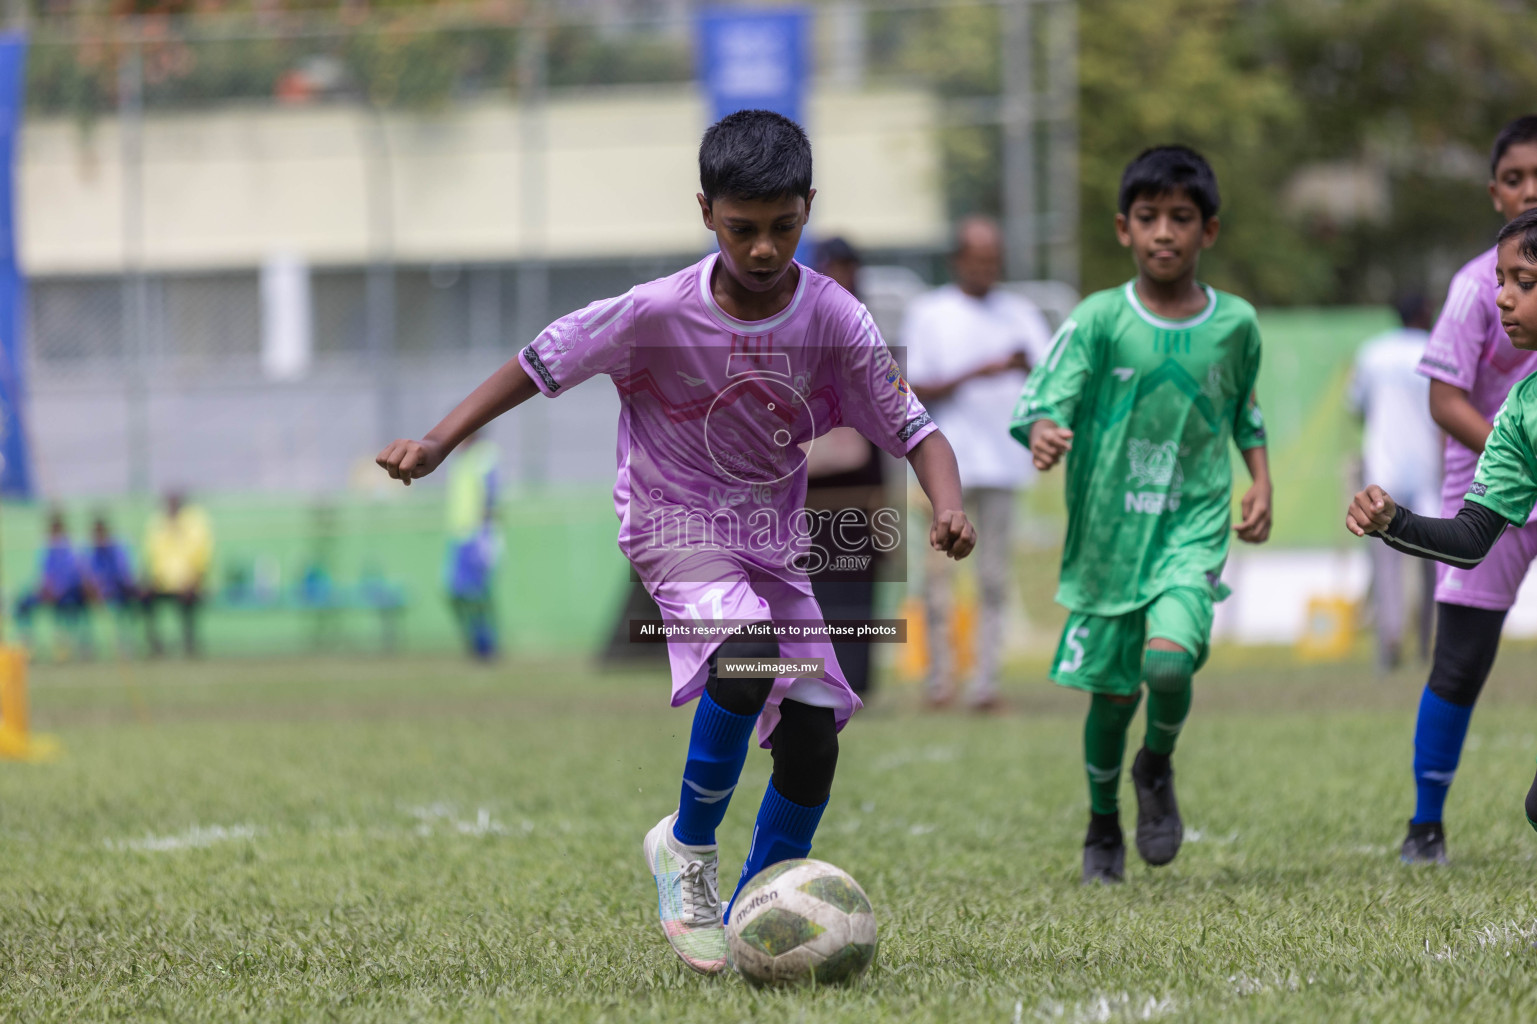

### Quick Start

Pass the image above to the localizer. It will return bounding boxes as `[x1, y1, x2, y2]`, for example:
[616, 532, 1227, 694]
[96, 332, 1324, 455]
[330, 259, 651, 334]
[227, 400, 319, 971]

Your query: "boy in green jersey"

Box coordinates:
[1009, 146, 1273, 883]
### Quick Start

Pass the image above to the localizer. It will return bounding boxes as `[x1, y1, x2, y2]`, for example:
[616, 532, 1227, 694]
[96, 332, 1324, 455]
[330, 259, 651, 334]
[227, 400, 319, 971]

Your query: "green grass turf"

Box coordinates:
[4, 647, 1537, 1023]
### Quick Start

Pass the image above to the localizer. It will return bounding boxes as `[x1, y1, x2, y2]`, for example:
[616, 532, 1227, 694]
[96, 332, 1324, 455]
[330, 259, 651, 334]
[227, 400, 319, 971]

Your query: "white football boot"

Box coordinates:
[642, 812, 728, 974]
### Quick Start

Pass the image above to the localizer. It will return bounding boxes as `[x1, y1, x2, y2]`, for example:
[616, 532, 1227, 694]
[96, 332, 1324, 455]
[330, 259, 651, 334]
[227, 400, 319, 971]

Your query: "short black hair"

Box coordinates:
[1118, 145, 1220, 222]
[1393, 290, 1430, 329]
[1491, 115, 1537, 177]
[1496, 206, 1537, 264]
[699, 109, 812, 205]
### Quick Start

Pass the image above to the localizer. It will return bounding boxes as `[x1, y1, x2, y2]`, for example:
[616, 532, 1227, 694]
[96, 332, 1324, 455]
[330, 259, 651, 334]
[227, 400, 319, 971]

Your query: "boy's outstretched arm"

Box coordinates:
[1346, 484, 1506, 567]
[377, 358, 542, 485]
[906, 431, 976, 559]
[1234, 445, 1272, 544]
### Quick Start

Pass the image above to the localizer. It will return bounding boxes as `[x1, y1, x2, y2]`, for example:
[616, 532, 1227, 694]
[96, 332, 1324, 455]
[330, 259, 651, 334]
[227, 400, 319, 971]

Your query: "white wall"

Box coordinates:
[19, 85, 947, 275]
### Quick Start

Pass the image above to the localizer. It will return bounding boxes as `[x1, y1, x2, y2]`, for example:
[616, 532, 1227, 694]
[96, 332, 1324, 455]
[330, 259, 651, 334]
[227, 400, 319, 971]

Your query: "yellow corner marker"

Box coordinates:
[0, 646, 60, 761]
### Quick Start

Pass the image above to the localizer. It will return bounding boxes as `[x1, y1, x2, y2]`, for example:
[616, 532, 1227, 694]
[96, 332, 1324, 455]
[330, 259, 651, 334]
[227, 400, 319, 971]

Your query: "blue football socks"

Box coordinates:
[1412, 687, 1475, 825]
[672, 690, 759, 847]
[726, 779, 826, 922]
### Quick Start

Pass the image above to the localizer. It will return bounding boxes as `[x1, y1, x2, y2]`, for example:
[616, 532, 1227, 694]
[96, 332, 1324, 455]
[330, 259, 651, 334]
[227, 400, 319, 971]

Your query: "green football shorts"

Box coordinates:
[1050, 587, 1214, 697]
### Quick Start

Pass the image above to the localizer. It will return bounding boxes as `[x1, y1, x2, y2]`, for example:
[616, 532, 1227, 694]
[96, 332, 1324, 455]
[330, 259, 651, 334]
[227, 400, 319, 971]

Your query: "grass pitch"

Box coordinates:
[4, 647, 1537, 1023]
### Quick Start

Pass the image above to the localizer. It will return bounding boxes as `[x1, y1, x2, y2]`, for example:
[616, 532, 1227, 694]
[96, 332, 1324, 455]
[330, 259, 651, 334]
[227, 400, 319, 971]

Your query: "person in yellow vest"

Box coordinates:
[142, 492, 213, 657]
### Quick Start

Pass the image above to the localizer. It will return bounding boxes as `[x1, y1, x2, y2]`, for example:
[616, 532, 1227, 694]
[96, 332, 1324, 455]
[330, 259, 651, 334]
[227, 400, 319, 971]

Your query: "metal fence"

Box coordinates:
[20, 0, 1078, 500]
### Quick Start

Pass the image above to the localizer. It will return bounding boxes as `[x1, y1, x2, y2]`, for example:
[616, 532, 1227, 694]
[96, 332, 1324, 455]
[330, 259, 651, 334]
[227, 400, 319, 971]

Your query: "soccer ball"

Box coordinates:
[726, 858, 877, 986]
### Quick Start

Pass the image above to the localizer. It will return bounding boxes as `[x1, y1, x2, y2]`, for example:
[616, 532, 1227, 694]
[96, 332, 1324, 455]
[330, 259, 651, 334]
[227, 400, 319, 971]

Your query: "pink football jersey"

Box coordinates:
[517, 255, 935, 739]
[1419, 246, 1537, 517]
[518, 254, 935, 584]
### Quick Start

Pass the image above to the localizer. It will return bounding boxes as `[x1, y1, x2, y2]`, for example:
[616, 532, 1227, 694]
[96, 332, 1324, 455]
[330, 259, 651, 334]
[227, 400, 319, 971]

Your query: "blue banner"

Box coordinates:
[695, 7, 809, 126]
[0, 34, 29, 499]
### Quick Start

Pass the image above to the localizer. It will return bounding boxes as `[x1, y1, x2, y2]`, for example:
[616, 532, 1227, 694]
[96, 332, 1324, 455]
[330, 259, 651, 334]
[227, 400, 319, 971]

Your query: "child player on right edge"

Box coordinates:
[1008, 146, 1273, 884]
[1349, 207, 1537, 840]
[1390, 116, 1537, 866]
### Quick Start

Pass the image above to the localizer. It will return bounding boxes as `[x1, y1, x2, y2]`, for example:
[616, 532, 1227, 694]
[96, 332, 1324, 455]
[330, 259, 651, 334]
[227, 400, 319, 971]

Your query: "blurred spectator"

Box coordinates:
[1349, 293, 1442, 670]
[448, 516, 503, 661]
[143, 492, 213, 657]
[15, 509, 93, 658]
[805, 236, 886, 695]
[87, 513, 138, 608]
[86, 513, 139, 655]
[904, 216, 1054, 710]
[816, 236, 863, 297]
[445, 434, 502, 660]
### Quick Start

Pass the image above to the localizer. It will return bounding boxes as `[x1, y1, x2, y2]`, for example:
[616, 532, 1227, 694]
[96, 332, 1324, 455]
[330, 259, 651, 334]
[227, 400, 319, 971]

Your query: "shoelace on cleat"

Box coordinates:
[677, 858, 721, 926]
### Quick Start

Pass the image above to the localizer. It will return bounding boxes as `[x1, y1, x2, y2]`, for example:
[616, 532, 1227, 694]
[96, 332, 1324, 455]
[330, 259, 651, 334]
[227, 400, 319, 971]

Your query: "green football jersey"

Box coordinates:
[1467, 372, 1537, 526]
[1008, 281, 1266, 615]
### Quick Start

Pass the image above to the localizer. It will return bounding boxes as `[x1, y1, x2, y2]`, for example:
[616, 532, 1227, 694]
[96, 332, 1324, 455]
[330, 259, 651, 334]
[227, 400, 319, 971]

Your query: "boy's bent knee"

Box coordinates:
[1143, 645, 1195, 695]
[705, 635, 780, 715]
[769, 701, 839, 806]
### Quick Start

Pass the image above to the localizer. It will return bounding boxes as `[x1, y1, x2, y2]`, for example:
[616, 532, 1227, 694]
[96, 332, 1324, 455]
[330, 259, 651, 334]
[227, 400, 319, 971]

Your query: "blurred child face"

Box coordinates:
[1490, 142, 1537, 222]
[1495, 236, 1537, 350]
[1115, 189, 1219, 286]
[698, 191, 814, 296]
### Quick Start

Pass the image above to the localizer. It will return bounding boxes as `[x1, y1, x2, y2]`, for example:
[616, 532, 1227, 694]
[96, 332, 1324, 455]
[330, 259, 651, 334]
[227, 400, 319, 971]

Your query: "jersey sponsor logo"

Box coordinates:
[1125, 439, 1184, 515]
[1111, 367, 1136, 382]
[1126, 439, 1183, 488]
[1125, 490, 1181, 514]
[1470, 482, 1488, 496]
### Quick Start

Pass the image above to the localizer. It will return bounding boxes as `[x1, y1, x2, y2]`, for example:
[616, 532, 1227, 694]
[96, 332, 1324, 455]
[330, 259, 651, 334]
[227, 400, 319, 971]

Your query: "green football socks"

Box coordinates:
[1085, 693, 1142, 815]
[1143, 648, 1195, 758]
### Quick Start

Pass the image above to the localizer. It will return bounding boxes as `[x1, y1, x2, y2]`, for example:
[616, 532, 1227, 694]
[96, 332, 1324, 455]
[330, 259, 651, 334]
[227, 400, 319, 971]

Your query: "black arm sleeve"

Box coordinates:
[1378, 501, 1509, 567]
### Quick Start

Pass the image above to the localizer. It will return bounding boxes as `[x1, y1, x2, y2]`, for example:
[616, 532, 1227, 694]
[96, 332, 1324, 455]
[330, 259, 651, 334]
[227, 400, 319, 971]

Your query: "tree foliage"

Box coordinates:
[1080, 0, 1537, 304]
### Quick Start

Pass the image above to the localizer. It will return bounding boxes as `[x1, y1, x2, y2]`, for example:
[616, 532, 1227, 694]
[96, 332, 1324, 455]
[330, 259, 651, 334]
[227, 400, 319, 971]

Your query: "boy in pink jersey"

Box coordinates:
[377, 110, 975, 973]
[1400, 115, 1537, 864]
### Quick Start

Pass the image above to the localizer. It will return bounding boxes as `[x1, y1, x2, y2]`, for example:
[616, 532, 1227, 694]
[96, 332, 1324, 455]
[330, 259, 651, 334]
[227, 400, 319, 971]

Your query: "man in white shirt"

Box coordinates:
[1348, 293, 1442, 671]
[904, 216, 1054, 709]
